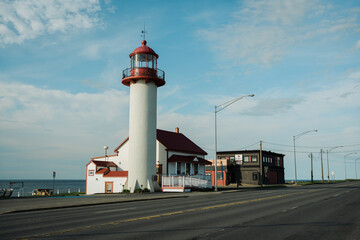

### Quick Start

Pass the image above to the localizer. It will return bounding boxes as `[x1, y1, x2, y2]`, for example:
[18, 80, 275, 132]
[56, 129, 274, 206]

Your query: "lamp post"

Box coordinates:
[326, 146, 343, 182]
[355, 157, 360, 179]
[293, 129, 318, 184]
[344, 152, 357, 179]
[214, 94, 254, 191]
[104, 146, 108, 162]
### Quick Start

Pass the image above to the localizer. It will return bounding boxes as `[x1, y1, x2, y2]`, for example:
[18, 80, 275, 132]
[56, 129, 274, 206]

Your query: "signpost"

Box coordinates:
[53, 171, 56, 195]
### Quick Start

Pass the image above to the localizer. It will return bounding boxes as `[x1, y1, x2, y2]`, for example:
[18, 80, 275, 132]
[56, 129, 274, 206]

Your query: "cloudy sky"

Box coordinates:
[0, 0, 359, 180]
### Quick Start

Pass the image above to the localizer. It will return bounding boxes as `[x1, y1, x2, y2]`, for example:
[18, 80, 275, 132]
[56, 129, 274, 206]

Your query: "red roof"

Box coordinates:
[96, 168, 109, 174]
[104, 171, 128, 178]
[92, 160, 117, 168]
[157, 129, 207, 155]
[168, 155, 212, 165]
[114, 129, 207, 156]
[129, 40, 159, 58]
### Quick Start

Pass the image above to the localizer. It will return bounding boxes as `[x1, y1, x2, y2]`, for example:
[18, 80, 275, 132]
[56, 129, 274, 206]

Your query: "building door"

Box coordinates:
[105, 182, 113, 193]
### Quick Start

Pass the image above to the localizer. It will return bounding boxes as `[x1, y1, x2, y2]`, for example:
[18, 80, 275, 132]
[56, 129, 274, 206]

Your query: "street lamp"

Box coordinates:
[104, 146, 109, 162]
[355, 157, 360, 179]
[293, 129, 318, 184]
[214, 94, 254, 191]
[344, 152, 357, 179]
[326, 146, 343, 182]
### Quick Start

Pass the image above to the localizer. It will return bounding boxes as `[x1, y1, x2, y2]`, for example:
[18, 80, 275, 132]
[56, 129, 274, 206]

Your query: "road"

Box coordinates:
[1, 181, 359, 239]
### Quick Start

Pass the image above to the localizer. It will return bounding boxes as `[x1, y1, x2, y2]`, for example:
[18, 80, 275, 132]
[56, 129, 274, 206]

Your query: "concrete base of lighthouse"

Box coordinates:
[127, 79, 157, 193]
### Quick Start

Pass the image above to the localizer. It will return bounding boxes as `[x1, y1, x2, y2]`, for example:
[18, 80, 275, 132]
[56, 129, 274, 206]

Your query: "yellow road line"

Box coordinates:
[20, 188, 324, 239]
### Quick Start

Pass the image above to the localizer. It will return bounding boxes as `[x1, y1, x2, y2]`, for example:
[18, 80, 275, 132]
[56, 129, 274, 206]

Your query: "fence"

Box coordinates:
[162, 175, 212, 189]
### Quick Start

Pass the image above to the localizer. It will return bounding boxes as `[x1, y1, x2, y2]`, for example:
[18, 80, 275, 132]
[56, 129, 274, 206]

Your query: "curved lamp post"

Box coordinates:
[326, 146, 343, 182]
[355, 157, 360, 179]
[214, 94, 254, 191]
[344, 152, 357, 179]
[293, 129, 318, 184]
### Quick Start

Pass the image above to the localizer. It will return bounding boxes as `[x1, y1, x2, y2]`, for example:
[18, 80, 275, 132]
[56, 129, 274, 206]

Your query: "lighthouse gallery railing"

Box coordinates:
[122, 68, 165, 80]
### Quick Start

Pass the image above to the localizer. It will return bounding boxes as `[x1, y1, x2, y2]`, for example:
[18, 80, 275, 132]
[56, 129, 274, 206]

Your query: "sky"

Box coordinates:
[0, 0, 359, 180]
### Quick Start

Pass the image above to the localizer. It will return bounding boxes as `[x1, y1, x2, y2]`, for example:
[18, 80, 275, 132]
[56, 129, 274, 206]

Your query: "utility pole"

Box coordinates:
[326, 150, 330, 182]
[260, 140, 263, 187]
[310, 153, 313, 183]
[321, 149, 324, 183]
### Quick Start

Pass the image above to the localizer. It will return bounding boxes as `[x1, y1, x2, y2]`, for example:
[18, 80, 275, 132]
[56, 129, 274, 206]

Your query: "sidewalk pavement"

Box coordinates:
[0, 191, 220, 215]
[0, 184, 291, 215]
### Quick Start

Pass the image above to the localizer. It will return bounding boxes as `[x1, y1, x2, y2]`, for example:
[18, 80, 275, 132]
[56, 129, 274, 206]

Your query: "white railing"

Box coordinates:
[162, 175, 212, 189]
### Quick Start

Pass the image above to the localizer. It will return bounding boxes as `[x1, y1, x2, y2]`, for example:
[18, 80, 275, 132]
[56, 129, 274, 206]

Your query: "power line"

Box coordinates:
[262, 141, 360, 149]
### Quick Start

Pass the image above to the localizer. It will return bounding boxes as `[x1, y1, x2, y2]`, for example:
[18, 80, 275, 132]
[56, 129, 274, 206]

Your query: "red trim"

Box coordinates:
[92, 154, 117, 160]
[104, 171, 128, 177]
[105, 182, 113, 193]
[122, 76, 165, 87]
[114, 137, 129, 153]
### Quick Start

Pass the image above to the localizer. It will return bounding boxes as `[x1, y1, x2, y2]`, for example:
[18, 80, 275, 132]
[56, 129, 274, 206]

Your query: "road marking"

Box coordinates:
[95, 207, 136, 213]
[20, 188, 325, 239]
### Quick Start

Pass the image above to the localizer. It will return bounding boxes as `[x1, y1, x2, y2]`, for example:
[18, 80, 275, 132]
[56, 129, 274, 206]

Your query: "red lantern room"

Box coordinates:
[122, 40, 165, 87]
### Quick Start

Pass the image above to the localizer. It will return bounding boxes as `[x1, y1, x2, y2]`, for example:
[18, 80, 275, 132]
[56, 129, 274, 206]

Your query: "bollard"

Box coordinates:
[78, 188, 80, 193]
[68, 189, 70, 194]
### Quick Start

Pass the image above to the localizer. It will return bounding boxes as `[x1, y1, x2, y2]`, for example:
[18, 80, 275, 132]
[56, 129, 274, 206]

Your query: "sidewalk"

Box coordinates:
[0, 191, 220, 215]
[0, 184, 292, 215]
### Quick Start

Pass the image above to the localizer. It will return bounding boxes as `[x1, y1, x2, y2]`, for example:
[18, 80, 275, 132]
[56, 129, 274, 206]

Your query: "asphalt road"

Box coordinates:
[1, 181, 359, 239]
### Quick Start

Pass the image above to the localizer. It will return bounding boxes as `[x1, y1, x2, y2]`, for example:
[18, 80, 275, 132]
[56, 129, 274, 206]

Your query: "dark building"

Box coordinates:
[207, 150, 285, 186]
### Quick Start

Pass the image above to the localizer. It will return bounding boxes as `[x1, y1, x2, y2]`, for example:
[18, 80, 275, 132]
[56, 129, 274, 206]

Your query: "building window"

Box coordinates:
[194, 164, 198, 175]
[252, 172, 258, 180]
[252, 156, 258, 162]
[186, 163, 190, 175]
[217, 172, 223, 180]
[88, 170, 94, 176]
[277, 157, 281, 166]
[244, 156, 249, 162]
[177, 162, 181, 175]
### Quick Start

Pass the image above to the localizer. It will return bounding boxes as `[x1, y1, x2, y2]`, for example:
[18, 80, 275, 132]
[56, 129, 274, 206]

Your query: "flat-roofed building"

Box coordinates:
[207, 150, 285, 186]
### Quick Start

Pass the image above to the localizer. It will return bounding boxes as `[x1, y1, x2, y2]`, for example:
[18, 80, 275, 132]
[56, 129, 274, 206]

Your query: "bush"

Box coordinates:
[122, 189, 130, 193]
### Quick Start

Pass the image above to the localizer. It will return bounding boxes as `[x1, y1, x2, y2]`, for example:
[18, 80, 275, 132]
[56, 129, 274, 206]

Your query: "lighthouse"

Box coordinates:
[122, 40, 165, 192]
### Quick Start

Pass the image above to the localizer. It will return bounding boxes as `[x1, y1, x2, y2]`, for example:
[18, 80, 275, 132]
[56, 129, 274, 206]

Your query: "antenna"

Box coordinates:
[141, 23, 147, 40]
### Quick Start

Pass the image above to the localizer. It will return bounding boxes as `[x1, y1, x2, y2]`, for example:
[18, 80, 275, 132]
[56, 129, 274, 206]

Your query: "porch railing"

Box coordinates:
[162, 175, 212, 189]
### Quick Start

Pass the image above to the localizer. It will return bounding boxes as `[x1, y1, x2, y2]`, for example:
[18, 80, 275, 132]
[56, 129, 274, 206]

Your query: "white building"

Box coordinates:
[86, 128, 211, 194]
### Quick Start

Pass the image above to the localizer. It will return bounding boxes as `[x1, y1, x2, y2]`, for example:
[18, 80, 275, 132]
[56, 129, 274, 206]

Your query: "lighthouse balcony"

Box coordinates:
[122, 67, 165, 87]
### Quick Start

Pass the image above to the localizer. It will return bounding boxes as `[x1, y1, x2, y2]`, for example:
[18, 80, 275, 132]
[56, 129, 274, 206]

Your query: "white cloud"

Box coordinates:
[158, 70, 360, 181]
[0, 0, 101, 45]
[356, 40, 360, 50]
[197, 0, 359, 66]
[0, 81, 129, 178]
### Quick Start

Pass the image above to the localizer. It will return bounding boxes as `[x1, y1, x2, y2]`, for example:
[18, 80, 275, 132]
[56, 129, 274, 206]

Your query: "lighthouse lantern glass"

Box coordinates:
[131, 54, 157, 69]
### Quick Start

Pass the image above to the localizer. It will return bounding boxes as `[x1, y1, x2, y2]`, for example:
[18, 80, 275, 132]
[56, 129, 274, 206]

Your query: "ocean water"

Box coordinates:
[0, 179, 85, 197]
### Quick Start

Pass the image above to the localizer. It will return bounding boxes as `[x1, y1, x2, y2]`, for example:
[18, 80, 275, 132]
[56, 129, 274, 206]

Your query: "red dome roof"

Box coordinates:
[129, 40, 159, 58]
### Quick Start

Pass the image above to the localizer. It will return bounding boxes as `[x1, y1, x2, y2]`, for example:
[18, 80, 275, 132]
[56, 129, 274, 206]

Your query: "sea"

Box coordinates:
[0, 179, 86, 197]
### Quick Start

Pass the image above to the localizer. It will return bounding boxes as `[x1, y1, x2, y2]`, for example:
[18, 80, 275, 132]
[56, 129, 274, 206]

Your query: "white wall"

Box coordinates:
[86, 162, 127, 195]
[156, 141, 167, 174]
[116, 140, 129, 171]
[128, 80, 157, 192]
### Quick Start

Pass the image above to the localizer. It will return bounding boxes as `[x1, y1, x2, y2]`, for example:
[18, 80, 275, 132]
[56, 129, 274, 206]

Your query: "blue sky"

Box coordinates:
[0, 0, 359, 180]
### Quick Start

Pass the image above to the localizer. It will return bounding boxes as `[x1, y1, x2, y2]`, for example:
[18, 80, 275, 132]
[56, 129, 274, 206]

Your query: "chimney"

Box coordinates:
[175, 127, 179, 133]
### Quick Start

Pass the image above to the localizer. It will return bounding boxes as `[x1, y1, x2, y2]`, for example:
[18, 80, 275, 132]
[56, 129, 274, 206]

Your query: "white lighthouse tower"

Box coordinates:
[122, 40, 165, 193]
